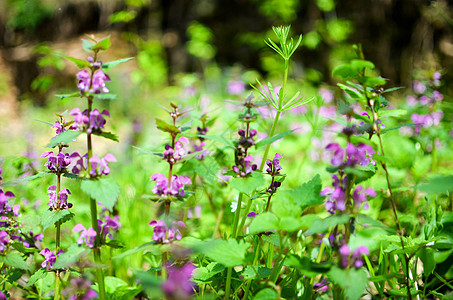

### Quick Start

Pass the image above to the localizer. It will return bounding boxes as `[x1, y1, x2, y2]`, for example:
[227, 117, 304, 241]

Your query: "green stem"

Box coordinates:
[225, 193, 243, 299]
[54, 173, 61, 300]
[243, 238, 262, 300]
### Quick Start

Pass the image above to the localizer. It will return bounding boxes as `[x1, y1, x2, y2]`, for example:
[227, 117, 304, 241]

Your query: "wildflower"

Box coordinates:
[88, 153, 117, 176]
[77, 70, 90, 93]
[352, 186, 376, 210]
[47, 185, 73, 210]
[41, 151, 71, 173]
[413, 80, 426, 94]
[98, 215, 121, 240]
[150, 174, 192, 197]
[90, 70, 111, 94]
[66, 277, 98, 300]
[265, 153, 283, 175]
[149, 220, 186, 243]
[313, 278, 329, 293]
[162, 261, 196, 299]
[40, 248, 63, 269]
[247, 212, 258, 217]
[187, 206, 202, 219]
[0, 231, 9, 252]
[73, 224, 97, 248]
[0, 189, 14, 214]
[70, 108, 110, 134]
[22, 231, 44, 248]
[352, 246, 370, 268]
[227, 80, 245, 95]
[339, 244, 369, 268]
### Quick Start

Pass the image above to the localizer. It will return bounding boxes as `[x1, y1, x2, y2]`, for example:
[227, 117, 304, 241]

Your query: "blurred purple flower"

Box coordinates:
[227, 80, 245, 95]
[0, 231, 9, 252]
[90, 70, 111, 94]
[149, 220, 186, 243]
[73, 224, 97, 248]
[77, 70, 90, 93]
[163, 261, 196, 299]
[413, 80, 426, 94]
[65, 276, 98, 300]
[98, 215, 121, 240]
[150, 173, 192, 197]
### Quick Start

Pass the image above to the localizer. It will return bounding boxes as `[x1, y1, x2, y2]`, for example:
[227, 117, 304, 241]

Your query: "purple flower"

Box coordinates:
[70, 108, 110, 134]
[413, 80, 426, 94]
[187, 206, 202, 219]
[73, 224, 97, 248]
[47, 185, 72, 210]
[40, 248, 63, 269]
[0, 189, 14, 214]
[90, 70, 111, 94]
[53, 121, 67, 137]
[41, 151, 71, 172]
[150, 174, 192, 197]
[162, 262, 196, 299]
[247, 212, 258, 217]
[70, 152, 88, 174]
[98, 215, 121, 240]
[265, 153, 283, 175]
[65, 276, 98, 300]
[352, 246, 370, 268]
[352, 186, 376, 210]
[77, 70, 90, 93]
[149, 220, 186, 243]
[0, 231, 9, 252]
[227, 80, 245, 95]
[89, 153, 116, 176]
[313, 278, 329, 294]
[325, 144, 344, 166]
[0, 290, 6, 300]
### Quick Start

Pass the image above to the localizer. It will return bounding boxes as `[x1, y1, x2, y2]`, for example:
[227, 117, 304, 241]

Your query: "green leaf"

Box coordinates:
[112, 242, 162, 260]
[106, 239, 125, 249]
[252, 288, 278, 300]
[82, 39, 96, 52]
[279, 217, 301, 232]
[41, 209, 74, 230]
[255, 130, 294, 149]
[155, 118, 180, 135]
[249, 212, 279, 235]
[102, 57, 134, 70]
[418, 248, 435, 276]
[285, 255, 331, 277]
[81, 178, 121, 211]
[92, 131, 119, 142]
[193, 239, 249, 267]
[291, 174, 323, 209]
[305, 214, 351, 235]
[12, 242, 39, 254]
[328, 267, 368, 300]
[93, 93, 118, 100]
[47, 130, 81, 147]
[0, 252, 30, 270]
[92, 36, 111, 51]
[15, 171, 50, 183]
[416, 176, 453, 194]
[230, 172, 265, 196]
[52, 244, 87, 269]
[337, 83, 364, 100]
[26, 268, 47, 287]
[65, 56, 91, 68]
[55, 92, 80, 100]
[351, 59, 375, 71]
[379, 109, 407, 118]
[332, 65, 359, 80]
[242, 266, 272, 280]
[192, 262, 225, 282]
[360, 76, 386, 87]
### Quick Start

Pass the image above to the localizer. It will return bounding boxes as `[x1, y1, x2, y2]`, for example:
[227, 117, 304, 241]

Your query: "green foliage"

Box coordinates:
[41, 209, 74, 230]
[186, 22, 216, 60]
[81, 178, 121, 211]
[328, 267, 368, 300]
[230, 172, 265, 196]
[252, 288, 278, 300]
[52, 244, 88, 269]
[0, 252, 30, 270]
[193, 239, 249, 267]
[249, 212, 279, 234]
[47, 130, 81, 147]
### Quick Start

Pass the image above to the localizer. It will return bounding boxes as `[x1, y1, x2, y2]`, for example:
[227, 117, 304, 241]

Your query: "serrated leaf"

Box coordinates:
[93, 93, 117, 100]
[102, 57, 134, 70]
[52, 244, 87, 269]
[92, 131, 119, 142]
[41, 209, 74, 230]
[155, 118, 180, 135]
[242, 266, 272, 280]
[291, 174, 323, 209]
[55, 92, 80, 100]
[81, 178, 120, 211]
[255, 130, 294, 149]
[0, 252, 30, 270]
[82, 39, 96, 52]
[416, 176, 453, 194]
[92, 36, 111, 51]
[328, 267, 368, 300]
[305, 214, 351, 235]
[193, 239, 249, 267]
[65, 56, 91, 68]
[26, 268, 47, 287]
[249, 212, 279, 235]
[47, 130, 81, 147]
[230, 172, 264, 196]
[193, 263, 225, 282]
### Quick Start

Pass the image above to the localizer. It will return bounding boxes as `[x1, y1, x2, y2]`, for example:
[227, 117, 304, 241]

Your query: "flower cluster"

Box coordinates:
[73, 224, 97, 248]
[189, 123, 209, 160]
[313, 279, 329, 294]
[265, 153, 283, 194]
[149, 220, 186, 244]
[150, 173, 192, 198]
[162, 261, 196, 299]
[77, 68, 111, 95]
[41, 151, 71, 173]
[70, 108, 110, 134]
[325, 142, 375, 167]
[47, 185, 73, 210]
[232, 154, 258, 177]
[163, 137, 189, 164]
[70, 152, 116, 177]
[339, 244, 369, 268]
[321, 175, 376, 214]
[64, 276, 98, 300]
[411, 111, 444, 135]
[40, 248, 63, 269]
[97, 215, 121, 240]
